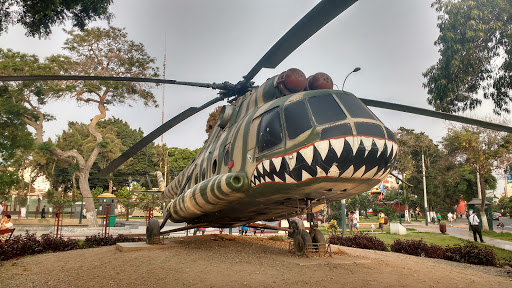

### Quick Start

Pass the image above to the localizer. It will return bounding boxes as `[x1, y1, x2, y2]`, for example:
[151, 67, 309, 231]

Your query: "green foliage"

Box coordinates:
[329, 233, 388, 251]
[167, 147, 200, 180]
[326, 220, 339, 235]
[497, 196, 512, 217]
[346, 192, 379, 218]
[424, 0, 512, 114]
[45, 189, 73, 208]
[0, 0, 114, 38]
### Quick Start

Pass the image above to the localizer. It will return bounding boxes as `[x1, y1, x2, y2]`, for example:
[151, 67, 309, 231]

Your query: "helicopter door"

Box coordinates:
[246, 117, 260, 164]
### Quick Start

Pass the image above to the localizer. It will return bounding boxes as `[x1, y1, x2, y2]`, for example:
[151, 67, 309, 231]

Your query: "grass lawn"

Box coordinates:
[318, 226, 512, 263]
[483, 231, 512, 242]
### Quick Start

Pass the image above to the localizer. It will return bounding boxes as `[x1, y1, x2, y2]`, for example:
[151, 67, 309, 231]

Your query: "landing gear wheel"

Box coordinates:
[146, 219, 161, 244]
[293, 229, 312, 256]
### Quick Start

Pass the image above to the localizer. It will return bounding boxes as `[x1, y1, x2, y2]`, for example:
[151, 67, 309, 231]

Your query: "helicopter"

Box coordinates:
[2, 0, 512, 255]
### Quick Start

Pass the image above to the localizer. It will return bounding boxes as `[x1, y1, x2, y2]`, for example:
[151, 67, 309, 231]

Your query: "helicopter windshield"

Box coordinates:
[284, 101, 312, 140]
[307, 94, 347, 125]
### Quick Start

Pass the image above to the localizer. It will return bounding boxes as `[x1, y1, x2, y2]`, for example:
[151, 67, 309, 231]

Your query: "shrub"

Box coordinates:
[443, 243, 499, 267]
[329, 233, 387, 251]
[391, 239, 499, 267]
[0, 232, 144, 261]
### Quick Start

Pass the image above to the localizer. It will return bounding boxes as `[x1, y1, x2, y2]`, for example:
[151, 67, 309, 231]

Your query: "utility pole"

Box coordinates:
[476, 167, 482, 199]
[162, 41, 168, 185]
[340, 199, 346, 235]
[422, 150, 429, 226]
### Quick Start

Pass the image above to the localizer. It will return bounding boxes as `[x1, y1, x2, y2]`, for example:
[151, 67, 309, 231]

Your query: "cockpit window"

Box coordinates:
[257, 108, 283, 153]
[335, 93, 376, 120]
[308, 94, 347, 125]
[284, 101, 312, 140]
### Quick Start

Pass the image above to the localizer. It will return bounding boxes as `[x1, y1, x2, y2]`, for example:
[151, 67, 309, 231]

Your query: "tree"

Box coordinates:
[1, 27, 159, 227]
[0, 84, 34, 197]
[167, 147, 200, 180]
[441, 125, 510, 230]
[0, 0, 113, 38]
[423, 0, 512, 114]
[346, 192, 379, 219]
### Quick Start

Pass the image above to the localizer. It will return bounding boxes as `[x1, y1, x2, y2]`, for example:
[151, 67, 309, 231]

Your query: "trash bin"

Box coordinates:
[97, 193, 117, 226]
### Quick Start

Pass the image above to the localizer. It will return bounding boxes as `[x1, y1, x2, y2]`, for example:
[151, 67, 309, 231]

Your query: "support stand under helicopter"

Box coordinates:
[145, 198, 328, 256]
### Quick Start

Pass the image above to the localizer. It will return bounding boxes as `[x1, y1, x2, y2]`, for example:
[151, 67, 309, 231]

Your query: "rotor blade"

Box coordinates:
[0, 75, 214, 88]
[244, 0, 358, 81]
[95, 96, 225, 178]
[360, 98, 512, 133]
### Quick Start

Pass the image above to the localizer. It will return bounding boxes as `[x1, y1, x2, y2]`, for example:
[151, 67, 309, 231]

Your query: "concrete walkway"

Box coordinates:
[413, 223, 512, 251]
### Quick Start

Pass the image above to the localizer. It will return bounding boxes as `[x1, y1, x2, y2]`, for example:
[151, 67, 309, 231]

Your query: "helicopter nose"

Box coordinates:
[250, 133, 397, 187]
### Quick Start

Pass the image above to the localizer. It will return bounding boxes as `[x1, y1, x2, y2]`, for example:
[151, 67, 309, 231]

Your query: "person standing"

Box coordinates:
[468, 211, 485, 243]
[41, 205, 46, 219]
[378, 211, 385, 233]
[436, 213, 441, 225]
[352, 211, 359, 233]
[447, 212, 453, 226]
[348, 211, 353, 234]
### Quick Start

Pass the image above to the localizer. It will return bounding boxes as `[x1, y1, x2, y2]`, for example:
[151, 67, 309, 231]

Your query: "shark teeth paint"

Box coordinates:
[250, 136, 397, 187]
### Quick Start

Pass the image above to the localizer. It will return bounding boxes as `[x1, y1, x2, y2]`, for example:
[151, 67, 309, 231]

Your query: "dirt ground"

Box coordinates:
[1, 234, 511, 288]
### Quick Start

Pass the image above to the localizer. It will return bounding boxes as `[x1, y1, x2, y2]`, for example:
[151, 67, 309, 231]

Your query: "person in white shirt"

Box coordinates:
[0, 214, 14, 243]
[0, 200, 5, 216]
[468, 211, 485, 243]
[447, 212, 453, 226]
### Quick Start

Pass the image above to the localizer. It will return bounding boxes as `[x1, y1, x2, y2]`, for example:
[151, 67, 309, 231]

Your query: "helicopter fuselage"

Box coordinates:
[161, 69, 398, 227]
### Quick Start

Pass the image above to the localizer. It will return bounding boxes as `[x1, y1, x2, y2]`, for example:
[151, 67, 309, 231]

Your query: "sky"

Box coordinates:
[0, 0, 510, 194]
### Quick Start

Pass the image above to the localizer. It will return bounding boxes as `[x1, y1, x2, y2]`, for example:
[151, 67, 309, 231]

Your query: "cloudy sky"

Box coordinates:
[0, 0, 509, 192]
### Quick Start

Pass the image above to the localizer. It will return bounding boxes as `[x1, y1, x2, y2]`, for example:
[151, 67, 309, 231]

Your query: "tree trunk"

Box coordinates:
[78, 171, 98, 227]
[401, 172, 409, 222]
[478, 171, 489, 231]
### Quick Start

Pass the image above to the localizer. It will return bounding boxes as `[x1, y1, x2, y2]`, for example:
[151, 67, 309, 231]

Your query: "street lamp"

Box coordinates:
[342, 67, 361, 91]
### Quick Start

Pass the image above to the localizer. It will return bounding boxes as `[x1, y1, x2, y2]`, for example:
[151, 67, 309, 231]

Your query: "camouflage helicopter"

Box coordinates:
[2, 0, 512, 255]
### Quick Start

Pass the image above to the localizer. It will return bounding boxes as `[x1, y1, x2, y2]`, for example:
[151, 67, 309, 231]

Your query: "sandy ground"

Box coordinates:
[1, 234, 511, 288]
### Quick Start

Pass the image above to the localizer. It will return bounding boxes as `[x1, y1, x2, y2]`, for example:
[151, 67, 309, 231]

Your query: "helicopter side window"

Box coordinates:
[335, 93, 376, 120]
[202, 167, 206, 181]
[308, 94, 347, 125]
[257, 108, 283, 153]
[194, 174, 198, 185]
[212, 159, 217, 174]
[284, 101, 312, 139]
[223, 149, 230, 166]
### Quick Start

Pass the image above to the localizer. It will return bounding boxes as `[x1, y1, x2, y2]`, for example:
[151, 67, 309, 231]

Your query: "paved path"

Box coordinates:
[413, 223, 512, 251]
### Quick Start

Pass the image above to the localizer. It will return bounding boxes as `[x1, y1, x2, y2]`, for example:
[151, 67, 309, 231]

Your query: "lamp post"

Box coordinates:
[342, 67, 361, 90]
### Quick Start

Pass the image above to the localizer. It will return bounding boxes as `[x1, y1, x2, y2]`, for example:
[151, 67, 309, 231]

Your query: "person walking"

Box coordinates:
[41, 205, 46, 219]
[468, 211, 485, 243]
[378, 211, 385, 233]
[436, 213, 441, 225]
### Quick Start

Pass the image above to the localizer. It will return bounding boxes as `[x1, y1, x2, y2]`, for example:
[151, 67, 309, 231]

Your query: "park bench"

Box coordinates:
[0, 228, 15, 242]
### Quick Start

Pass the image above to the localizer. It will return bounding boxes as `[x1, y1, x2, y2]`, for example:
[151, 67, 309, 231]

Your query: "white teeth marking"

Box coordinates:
[263, 159, 270, 172]
[392, 142, 399, 158]
[386, 140, 393, 157]
[374, 139, 386, 157]
[272, 157, 282, 173]
[352, 166, 366, 178]
[257, 162, 263, 174]
[345, 136, 355, 155]
[285, 173, 296, 183]
[285, 152, 297, 170]
[330, 138, 344, 157]
[264, 176, 271, 183]
[254, 178, 260, 186]
[302, 170, 313, 181]
[315, 141, 330, 160]
[328, 164, 339, 177]
[274, 175, 284, 183]
[362, 137, 374, 157]
[317, 166, 326, 177]
[301, 145, 314, 165]
[341, 165, 354, 178]
[362, 166, 378, 179]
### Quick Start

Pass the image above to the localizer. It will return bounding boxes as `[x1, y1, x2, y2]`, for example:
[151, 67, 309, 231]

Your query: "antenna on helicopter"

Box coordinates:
[342, 67, 361, 91]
